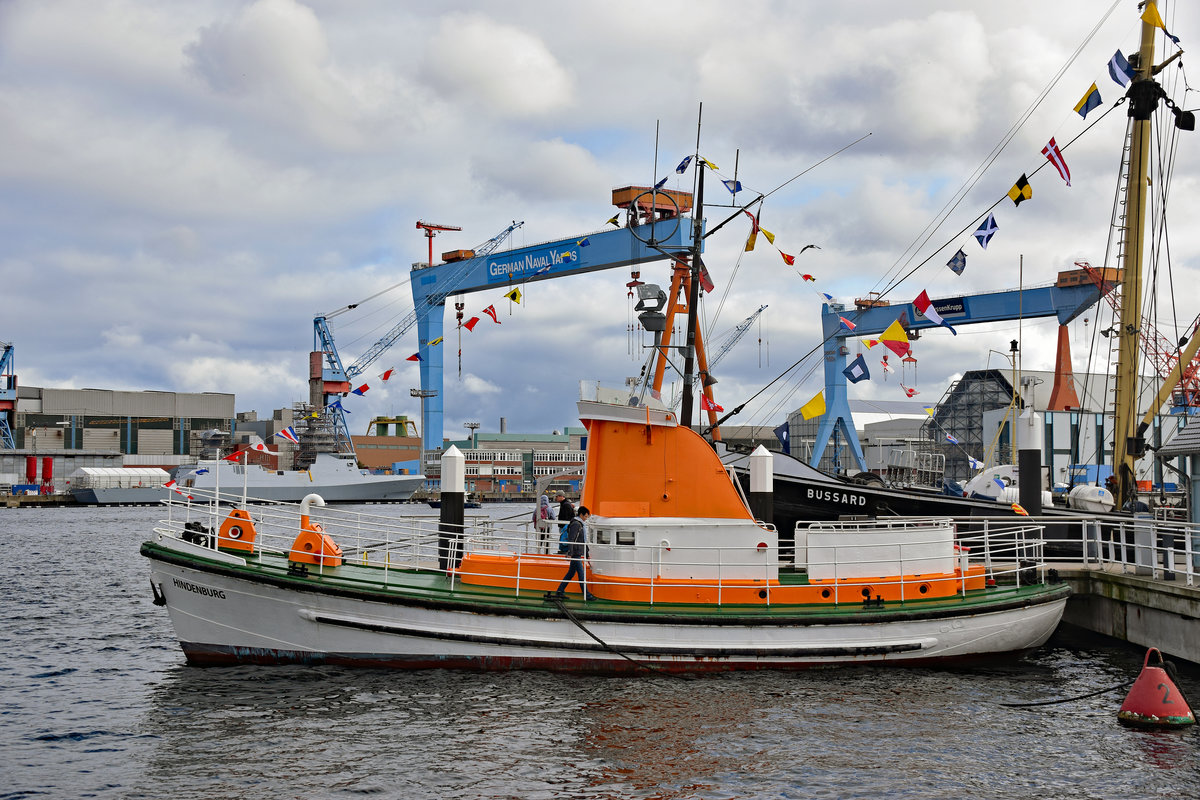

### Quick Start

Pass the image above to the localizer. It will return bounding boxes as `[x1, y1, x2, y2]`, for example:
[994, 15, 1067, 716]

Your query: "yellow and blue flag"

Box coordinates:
[1074, 83, 1102, 118]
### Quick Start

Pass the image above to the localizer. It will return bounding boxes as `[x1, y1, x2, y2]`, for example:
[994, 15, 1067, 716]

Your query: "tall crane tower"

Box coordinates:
[673, 305, 768, 408]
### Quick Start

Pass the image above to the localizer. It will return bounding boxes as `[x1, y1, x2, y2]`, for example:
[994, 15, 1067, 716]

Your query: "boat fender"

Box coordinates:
[1118, 648, 1196, 727]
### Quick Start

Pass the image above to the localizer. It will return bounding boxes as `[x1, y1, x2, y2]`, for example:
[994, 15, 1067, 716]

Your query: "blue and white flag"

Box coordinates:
[993, 476, 1005, 491]
[968, 456, 984, 470]
[773, 421, 790, 455]
[842, 353, 871, 384]
[1108, 49, 1134, 87]
[327, 399, 350, 413]
[675, 155, 692, 174]
[654, 176, 668, 190]
[722, 179, 742, 194]
[947, 248, 967, 275]
[195, 468, 210, 475]
[946, 433, 960, 445]
[973, 214, 998, 250]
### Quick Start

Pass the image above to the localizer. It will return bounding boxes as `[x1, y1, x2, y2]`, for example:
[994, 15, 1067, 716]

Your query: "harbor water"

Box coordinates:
[2, 505, 1199, 799]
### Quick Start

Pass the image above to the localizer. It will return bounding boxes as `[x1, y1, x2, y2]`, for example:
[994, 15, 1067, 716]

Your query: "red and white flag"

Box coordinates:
[379, 367, 394, 382]
[482, 305, 500, 324]
[1042, 137, 1071, 187]
[700, 394, 724, 413]
[913, 290, 957, 335]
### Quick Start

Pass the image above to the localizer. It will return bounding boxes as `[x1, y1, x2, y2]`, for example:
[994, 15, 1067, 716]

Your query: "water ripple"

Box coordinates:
[2, 505, 1199, 799]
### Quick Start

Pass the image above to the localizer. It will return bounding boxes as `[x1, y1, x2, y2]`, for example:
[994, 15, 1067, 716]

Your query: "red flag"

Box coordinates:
[700, 394, 724, 413]
[801, 274, 816, 282]
[379, 368, 394, 382]
[780, 251, 795, 266]
[351, 384, 369, 395]
[902, 385, 919, 397]
[223, 450, 246, 462]
[1042, 137, 1071, 186]
[699, 264, 715, 293]
[483, 305, 500, 323]
[463, 316, 480, 331]
[838, 316, 856, 331]
[406, 353, 421, 362]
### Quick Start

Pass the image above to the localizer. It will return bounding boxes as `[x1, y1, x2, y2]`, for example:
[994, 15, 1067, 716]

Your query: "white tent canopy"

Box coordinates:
[68, 467, 170, 490]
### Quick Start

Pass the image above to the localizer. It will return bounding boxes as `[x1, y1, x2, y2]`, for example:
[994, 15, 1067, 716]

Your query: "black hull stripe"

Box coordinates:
[179, 643, 1021, 673]
[306, 613, 926, 658]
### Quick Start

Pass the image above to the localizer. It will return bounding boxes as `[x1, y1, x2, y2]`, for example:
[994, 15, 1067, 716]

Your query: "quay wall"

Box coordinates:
[1058, 567, 1200, 665]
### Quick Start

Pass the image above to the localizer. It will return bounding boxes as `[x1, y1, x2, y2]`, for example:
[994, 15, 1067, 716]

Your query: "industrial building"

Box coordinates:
[783, 369, 1191, 493]
[0, 385, 234, 494]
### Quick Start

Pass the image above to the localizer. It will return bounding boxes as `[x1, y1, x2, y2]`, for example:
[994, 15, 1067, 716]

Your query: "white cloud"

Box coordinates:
[420, 13, 573, 117]
[461, 373, 502, 396]
[1, 0, 1196, 448]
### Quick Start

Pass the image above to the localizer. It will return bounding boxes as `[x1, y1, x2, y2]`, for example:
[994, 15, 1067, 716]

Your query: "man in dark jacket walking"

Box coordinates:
[557, 494, 574, 527]
[551, 506, 594, 600]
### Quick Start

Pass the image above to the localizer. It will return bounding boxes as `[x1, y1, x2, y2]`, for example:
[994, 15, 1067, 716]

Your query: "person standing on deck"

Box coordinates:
[557, 493, 574, 531]
[551, 506, 594, 600]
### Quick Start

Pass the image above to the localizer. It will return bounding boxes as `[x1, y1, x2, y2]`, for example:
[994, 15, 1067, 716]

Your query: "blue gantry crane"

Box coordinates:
[812, 271, 1109, 472]
[408, 217, 695, 450]
[312, 185, 697, 458]
[0, 341, 15, 449]
[311, 222, 526, 454]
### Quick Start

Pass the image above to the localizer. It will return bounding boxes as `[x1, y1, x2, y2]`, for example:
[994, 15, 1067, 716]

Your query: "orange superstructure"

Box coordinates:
[579, 402, 749, 520]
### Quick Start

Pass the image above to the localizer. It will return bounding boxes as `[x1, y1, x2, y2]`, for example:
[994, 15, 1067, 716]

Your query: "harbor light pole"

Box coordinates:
[464, 421, 480, 449]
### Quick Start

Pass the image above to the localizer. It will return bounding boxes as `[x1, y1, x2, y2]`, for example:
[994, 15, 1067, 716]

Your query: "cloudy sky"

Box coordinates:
[3, 0, 1198, 446]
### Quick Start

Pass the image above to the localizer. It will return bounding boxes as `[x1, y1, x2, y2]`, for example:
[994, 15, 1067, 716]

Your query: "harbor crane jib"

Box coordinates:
[409, 218, 695, 451]
[813, 270, 1108, 473]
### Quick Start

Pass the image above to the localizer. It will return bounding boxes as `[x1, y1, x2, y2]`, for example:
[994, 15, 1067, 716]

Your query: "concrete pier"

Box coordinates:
[1055, 564, 1200, 666]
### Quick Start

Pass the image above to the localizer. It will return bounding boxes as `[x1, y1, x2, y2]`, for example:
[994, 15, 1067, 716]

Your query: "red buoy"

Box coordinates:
[1118, 648, 1195, 728]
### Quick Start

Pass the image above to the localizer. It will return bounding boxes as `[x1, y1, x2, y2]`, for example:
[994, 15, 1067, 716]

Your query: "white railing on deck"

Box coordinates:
[151, 490, 1083, 606]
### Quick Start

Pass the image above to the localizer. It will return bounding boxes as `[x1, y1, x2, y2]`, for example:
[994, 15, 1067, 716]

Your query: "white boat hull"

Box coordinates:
[146, 542, 1067, 672]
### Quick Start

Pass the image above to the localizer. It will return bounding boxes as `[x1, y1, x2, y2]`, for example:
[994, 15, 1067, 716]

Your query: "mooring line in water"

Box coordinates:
[1000, 681, 1132, 708]
[549, 597, 689, 680]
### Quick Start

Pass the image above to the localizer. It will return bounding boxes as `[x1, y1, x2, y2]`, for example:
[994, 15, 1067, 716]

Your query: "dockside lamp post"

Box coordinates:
[439, 445, 465, 571]
[749, 444, 774, 526]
